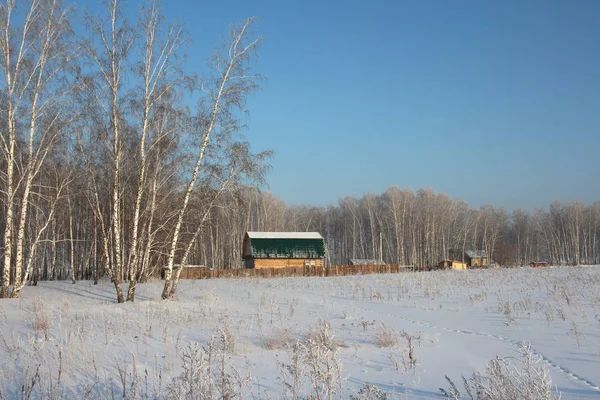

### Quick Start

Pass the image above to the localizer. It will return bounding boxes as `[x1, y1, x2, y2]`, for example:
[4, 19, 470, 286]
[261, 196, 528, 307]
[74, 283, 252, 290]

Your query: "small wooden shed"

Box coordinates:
[530, 261, 549, 268]
[438, 259, 468, 271]
[242, 232, 325, 269]
[449, 249, 489, 268]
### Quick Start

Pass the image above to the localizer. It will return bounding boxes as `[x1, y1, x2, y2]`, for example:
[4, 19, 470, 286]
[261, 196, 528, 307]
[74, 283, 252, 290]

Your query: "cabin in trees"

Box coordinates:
[437, 259, 468, 271]
[449, 249, 489, 268]
[242, 232, 325, 269]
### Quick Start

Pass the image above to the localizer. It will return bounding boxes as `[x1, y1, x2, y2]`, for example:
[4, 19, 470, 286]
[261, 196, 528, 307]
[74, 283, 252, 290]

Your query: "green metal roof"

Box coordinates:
[247, 237, 325, 259]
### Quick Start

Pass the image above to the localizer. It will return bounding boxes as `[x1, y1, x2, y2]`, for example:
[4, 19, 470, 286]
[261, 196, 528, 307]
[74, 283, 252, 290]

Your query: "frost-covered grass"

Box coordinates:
[1, 266, 600, 399]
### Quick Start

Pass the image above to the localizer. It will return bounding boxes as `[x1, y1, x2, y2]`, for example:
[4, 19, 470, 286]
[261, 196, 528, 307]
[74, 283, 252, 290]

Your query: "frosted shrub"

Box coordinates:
[304, 330, 344, 400]
[219, 322, 236, 354]
[306, 319, 347, 350]
[374, 323, 398, 348]
[166, 342, 211, 400]
[166, 332, 249, 400]
[349, 383, 389, 400]
[260, 326, 295, 350]
[31, 297, 51, 341]
[440, 343, 561, 400]
[278, 321, 345, 400]
[400, 330, 417, 373]
[278, 341, 307, 399]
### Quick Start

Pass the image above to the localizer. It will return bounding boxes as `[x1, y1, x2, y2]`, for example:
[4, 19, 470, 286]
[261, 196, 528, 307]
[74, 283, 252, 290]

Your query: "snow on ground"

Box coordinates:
[1, 266, 600, 399]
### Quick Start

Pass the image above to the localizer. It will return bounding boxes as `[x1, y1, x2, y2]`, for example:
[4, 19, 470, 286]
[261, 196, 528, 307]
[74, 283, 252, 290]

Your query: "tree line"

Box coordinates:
[194, 187, 600, 269]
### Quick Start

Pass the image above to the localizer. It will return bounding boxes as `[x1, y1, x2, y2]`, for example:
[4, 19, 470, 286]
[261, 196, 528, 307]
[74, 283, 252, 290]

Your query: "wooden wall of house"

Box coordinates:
[437, 260, 467, 270]
[253, 258, 323, 269]
[451, 262, 467, 270]
[242, 236, 251, 258]
[470, 257, 489, 267]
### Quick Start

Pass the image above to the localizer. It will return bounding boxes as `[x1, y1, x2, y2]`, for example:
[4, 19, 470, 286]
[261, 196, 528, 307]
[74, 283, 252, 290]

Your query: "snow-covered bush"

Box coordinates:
[374, 323, 398, 348]
[277, 320, 345, 400]
[166, 331, 250, 400]
[349, 383, 389, 400]
[440, 343, 561, 400]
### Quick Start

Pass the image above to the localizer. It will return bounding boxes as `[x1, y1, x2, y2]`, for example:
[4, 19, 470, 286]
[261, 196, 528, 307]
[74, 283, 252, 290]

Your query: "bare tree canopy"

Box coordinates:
[0, 0, 272, 301]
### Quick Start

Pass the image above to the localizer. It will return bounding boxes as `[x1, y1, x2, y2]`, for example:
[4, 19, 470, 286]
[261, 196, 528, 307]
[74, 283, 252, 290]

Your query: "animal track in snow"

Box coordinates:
[351, 304, 600, 393]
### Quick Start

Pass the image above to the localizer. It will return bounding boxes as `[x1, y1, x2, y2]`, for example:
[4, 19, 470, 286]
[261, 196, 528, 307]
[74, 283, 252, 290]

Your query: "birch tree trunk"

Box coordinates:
[68, 194, 75, 284]
[83, 0, 136, 303]
[126, 1, 186, 302]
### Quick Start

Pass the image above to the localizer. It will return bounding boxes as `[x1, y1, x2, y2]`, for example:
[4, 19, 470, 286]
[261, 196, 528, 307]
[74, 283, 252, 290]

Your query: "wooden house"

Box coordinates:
[437, 259, 468, 270]
[449, 249, 489, 268]
[242, 232, 325, 269]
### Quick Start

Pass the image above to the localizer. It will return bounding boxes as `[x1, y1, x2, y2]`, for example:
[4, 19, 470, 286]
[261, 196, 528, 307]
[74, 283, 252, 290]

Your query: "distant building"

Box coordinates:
[242, 232, 325, 269]
[349, 259, 386, 266]
[530, 261, 549, 267]
[449, 249, 489, 268]
[437, 259, 467, 271]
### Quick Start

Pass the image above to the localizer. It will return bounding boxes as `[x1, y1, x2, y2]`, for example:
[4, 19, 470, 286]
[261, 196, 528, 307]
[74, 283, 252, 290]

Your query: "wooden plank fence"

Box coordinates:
[170, 264, 407, 280]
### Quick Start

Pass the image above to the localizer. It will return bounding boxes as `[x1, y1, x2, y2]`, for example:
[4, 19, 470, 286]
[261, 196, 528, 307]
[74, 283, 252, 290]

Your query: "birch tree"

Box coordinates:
[161, 17, 265, 300]
[125, 0, 188, 302]
[82, 0, 136, 303]
[16, 166, 70, 294]
[0, 0, 76, 298]
[168, 142, 272, 296]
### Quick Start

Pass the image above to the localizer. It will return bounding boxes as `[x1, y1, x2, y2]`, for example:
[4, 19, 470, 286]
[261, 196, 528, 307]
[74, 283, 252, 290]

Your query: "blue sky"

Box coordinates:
[152, 0, 598, 210]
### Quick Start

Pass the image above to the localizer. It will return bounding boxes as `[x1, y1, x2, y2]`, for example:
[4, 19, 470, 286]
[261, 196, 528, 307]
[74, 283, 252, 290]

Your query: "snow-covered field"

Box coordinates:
[1, 267, 600, 399]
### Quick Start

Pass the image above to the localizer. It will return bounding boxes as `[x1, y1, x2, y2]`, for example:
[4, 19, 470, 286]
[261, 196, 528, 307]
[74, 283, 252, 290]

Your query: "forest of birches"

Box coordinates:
[1, 0, 599, 302]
